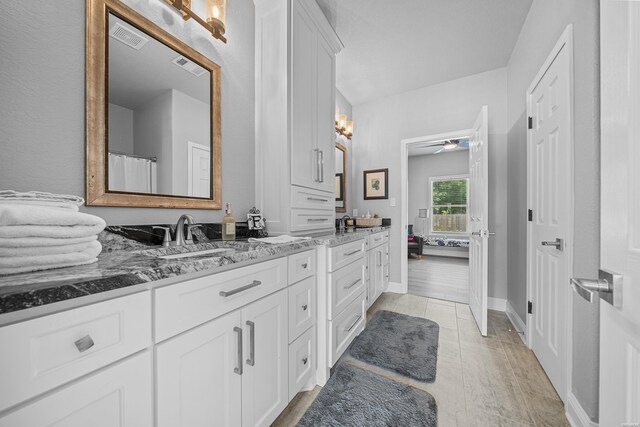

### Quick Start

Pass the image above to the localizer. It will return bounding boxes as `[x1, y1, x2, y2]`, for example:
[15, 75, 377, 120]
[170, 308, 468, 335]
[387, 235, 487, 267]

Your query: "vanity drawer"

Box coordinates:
[154, 258, 287, 342]
[288, 325, 316, 401]
[329, 292, 365, 366]
[290, 209, 335, 232]
[291, 185, 334, 210]
[288, 249, 316, 285]
[327, 239, 366, 272]
[368, 231, 388, 249]
[328, 257, 366, 320]
[288, 276, 315, 342]
[0, 291, 151, 412]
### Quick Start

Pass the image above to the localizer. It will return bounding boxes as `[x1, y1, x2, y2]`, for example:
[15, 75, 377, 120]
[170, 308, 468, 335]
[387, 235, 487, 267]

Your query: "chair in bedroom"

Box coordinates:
[407, 224, 424, 259]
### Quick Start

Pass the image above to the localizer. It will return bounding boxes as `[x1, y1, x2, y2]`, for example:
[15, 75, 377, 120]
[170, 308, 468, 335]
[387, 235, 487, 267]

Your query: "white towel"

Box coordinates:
[0, 241, 99, 257]
[0, 241, 102, 276]
[247, 235, 312, 244]
[0, 205, 106, 239]
[0, 235, 97, 248]
[0, 191, 84, 206]
[0, 200, 79, 212]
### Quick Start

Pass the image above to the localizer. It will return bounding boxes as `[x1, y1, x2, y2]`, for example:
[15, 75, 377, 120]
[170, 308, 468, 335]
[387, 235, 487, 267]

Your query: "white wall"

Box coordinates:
[0, 0, 255, 225]
[505, 0, 600, 420]
[351, 67, 508, 300]
[408, 150, 469, 236]
[108, 103, 134, 154]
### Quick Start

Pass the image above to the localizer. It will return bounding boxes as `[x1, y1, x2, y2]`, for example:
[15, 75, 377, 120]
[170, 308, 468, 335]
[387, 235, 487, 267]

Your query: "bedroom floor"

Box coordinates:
[272, 293, 569, 427]
[409, 255, 470, 304]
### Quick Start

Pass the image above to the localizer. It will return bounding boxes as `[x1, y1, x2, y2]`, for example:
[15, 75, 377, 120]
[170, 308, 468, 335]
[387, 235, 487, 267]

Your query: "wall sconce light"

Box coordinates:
[164, 0, 227, 43]
[335, 111, 354, 140]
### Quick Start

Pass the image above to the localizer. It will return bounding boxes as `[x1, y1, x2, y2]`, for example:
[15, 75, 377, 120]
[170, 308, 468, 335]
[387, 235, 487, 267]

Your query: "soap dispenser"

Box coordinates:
[222, 203, 236, 241]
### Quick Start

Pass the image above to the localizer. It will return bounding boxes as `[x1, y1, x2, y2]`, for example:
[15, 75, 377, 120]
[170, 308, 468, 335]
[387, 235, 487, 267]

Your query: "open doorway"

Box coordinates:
[400, 106, 491, 335]
[405, 136, 471, 304]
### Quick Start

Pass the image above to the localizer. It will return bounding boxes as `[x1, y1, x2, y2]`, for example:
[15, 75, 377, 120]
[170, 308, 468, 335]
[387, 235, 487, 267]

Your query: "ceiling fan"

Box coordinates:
[427, 138, 469, 154]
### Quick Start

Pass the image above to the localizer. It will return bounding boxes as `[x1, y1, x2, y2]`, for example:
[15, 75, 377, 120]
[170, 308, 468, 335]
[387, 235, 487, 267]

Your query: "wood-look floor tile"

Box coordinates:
[456, 303, 473, 320]
[457, 317, 503, 351]
[426, 301, 458, 329]
[429, 297, 457, 307]
[271, 386, 321, 427]
[467, 408, 534, 427]
[502, 342, 559, 400]
[522, 390, 570, 427]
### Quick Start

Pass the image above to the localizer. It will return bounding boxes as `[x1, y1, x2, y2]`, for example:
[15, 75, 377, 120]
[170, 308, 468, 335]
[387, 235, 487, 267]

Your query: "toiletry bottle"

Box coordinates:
[222, 203, 236, 241]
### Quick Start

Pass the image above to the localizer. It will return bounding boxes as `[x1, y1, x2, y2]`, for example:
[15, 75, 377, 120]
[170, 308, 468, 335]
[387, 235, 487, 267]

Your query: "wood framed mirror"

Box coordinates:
[86, 0, 221, 208]
[335, 142, 347, 213]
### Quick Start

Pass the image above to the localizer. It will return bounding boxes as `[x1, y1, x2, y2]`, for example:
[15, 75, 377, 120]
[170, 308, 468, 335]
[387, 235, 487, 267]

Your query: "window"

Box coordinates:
[430, 176, 469, 234]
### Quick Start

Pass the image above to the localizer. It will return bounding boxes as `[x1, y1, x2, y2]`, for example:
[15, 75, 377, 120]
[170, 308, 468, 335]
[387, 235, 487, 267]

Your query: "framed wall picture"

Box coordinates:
[335, 173, 344, 201]
[363, 168, 388, 200]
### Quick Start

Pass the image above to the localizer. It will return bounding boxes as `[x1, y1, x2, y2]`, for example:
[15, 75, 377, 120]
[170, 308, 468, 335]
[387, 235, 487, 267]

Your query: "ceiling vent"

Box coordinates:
[109, 22, 149, 50]
[171, 56, 208, 77]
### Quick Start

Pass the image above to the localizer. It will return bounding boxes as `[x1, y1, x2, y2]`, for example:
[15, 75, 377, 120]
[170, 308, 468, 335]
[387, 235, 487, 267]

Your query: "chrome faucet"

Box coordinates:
[175, 214, 201, 246]
[339, 215, 351, 233]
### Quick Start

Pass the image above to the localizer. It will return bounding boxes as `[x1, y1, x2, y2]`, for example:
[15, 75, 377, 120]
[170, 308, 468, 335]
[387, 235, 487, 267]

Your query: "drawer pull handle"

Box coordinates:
[302, 356, 308, 365]
[345, 315, 362, 332]
[307, 218, 328, 222]
[246, 321, 255, 367]
[345, 249, 361, 256]
[344, 279, 361, 290]
[302, 304, 308, 311]
[219, 280, 262, 297]
[301, 263, 308, 269]
[307, 197, 328, 202]
[234, 327, 243, 375]
[74, 335, 95, 353]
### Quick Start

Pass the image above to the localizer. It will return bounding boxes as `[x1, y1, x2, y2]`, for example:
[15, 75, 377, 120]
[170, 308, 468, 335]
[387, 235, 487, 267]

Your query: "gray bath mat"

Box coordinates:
[347, 310, 439, 382]
[297, 363, 437, 427]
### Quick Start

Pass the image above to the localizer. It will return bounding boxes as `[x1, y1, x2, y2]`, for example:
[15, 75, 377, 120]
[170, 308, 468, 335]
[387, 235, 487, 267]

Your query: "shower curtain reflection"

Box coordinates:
[108, 152, 157, 194]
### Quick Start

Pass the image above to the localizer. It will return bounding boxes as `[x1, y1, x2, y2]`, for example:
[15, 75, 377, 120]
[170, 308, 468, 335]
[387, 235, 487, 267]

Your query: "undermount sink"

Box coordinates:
[157, 248, 235, 260]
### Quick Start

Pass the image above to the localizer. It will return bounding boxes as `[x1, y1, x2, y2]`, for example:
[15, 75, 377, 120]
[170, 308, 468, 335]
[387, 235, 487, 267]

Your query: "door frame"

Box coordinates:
[525, 24, 575, 403]
[399, 129, 471, 294]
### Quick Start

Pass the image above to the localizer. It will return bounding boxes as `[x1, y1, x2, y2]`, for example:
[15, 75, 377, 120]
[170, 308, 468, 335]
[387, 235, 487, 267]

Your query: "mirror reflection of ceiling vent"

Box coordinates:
[109, 22, 149, 50]
[171, 56, 208, 77]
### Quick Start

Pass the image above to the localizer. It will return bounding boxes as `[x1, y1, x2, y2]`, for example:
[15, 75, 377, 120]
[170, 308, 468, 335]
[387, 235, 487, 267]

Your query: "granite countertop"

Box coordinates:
[0, 226, 389, 318]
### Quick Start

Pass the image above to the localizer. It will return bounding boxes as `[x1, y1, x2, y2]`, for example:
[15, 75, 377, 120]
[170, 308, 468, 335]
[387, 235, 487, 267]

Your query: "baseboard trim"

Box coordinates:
[387, 281, 404, 294]
[566, 392, 598, 427]
[505, 300, 527, 344]
[488, 297, 507, 311]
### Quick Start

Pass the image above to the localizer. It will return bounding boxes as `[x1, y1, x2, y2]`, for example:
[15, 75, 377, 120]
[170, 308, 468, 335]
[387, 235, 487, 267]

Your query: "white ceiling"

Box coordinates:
[316, 0, 533, 105]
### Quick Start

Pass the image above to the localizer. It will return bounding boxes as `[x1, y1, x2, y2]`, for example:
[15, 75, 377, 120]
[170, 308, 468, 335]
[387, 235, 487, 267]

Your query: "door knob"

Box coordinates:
[541, 238, 564, 251]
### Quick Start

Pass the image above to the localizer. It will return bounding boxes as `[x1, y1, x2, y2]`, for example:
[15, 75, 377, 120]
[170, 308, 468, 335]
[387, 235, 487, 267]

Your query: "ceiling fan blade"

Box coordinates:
[433, 146, 445, 154]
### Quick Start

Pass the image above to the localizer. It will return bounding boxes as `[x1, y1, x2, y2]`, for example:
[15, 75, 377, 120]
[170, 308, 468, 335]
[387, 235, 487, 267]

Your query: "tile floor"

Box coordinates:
[272, 292, 570, 427]
[408, 256, 470, 304]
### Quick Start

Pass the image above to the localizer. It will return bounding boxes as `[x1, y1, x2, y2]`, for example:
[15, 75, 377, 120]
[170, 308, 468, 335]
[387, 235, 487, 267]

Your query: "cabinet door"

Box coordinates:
[156, 311, 242, 427]
[367, 250, 379, 305]
[315, 34, 336, 193]
[0, 352, 152, 427]
[291, 2, 319, 190]
[242, 290, 288, 427]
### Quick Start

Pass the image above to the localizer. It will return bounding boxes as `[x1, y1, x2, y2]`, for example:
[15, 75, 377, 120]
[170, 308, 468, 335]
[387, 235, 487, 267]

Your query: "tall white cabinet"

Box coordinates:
[255, 0, 343, 234]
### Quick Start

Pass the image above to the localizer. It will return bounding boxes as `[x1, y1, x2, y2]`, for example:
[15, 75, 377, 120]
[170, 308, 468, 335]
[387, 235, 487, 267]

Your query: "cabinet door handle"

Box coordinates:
[246, 321, 255, 366]
[302, 304, 308, 311]
[307, 197, 328, 202]
[302, 356, 308, 365]
[345, 249, 361, 256]
[377, 251, 382, 267]
[301, 262, 308, 269]
[344, 278, 361, 290]
[319, 150, 324, 183]
[74, 335, 95, 353]
[219, 280, 262, 297]
[234, 326, 243, 375]
[314, 149, 321, 182]
[345, 314, 362, 332]
[307, 218, 328, 222]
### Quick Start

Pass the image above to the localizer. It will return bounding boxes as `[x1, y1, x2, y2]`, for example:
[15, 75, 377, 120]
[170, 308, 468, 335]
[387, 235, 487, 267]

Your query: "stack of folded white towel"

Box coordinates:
[0, 191, 106, 276]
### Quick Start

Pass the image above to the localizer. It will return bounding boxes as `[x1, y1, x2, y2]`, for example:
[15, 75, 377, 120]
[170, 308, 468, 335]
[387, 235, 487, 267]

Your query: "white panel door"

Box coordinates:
[187, 141, 211, 197]
[0, 352, 152, 427]
[528, 40, 571, 401]
[241, 290, 288, 427]
[468, 106, 489, 336]
[599, 1, 640, 424]
[315, 34, 335, 193]
[156, 311, 242, 427]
